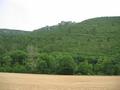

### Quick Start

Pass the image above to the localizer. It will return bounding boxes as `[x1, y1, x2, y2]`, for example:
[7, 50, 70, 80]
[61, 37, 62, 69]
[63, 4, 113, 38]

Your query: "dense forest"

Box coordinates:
[0, 17, 120, 75]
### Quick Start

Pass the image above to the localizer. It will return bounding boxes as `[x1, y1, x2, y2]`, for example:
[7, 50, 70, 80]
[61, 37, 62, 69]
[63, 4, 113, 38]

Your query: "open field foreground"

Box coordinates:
[0, 73, 120, 90]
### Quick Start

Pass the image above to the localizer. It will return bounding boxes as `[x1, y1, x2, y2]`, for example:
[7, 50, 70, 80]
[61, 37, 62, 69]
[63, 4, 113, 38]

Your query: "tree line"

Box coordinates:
[0, 49, 120, 75]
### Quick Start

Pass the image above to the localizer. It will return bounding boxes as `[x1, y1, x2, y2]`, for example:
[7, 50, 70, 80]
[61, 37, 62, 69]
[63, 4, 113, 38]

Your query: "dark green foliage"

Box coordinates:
[2, 55, 12, 66]
[36, 59, 48, 73]
[57, 55, 76, 75]
[36, 53, 57, 74]
[10, 50, 27, 65]
[12, 64, 27, 73]
[0, 17, 120, 75]
[77, 60, 93, 75]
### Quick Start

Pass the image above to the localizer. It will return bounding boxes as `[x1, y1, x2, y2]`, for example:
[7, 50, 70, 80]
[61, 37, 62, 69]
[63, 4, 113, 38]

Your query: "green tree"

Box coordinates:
[2, 55, 12, 66]
[36, 59, 48, 73]
[12, 64, 27, 73]
[111, 55, 120, 75]
[73, 54, 85, 64]
[57, 55, 76, 75]
[102, 60, 114, 75]
[10, 50, 27, 65]
[77, 60, 93, 75]
[36, 53, 57, 74]
[26, 45, 38, 72]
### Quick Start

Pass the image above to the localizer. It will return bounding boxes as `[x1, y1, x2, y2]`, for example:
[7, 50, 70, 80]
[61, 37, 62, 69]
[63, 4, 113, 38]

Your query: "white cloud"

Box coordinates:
[0, 0, 120, 31]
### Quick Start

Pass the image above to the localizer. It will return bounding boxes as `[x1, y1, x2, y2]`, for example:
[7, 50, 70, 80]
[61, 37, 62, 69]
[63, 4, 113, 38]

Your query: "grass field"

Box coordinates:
[0, 73, 120, 90]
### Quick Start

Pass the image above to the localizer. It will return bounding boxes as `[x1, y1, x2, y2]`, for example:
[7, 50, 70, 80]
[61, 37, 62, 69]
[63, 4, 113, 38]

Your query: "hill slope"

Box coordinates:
[0, 17, 120, 75]
[32, 17, 120, 57]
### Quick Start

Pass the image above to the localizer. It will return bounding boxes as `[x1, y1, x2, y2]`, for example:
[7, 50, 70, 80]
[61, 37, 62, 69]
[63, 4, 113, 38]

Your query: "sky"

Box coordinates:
[0, 0, 120, 31]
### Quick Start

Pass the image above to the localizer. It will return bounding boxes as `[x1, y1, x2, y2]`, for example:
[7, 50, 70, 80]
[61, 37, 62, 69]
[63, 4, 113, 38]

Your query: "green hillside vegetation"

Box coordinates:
[0, 17, 120, 75]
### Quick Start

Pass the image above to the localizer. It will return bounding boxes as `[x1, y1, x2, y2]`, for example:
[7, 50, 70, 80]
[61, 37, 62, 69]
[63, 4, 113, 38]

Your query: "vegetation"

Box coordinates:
[0, 17, 120, 75]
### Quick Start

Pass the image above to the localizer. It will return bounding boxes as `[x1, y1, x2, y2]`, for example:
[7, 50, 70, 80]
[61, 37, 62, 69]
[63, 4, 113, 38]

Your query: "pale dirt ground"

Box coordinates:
[0, 73, 120, 90]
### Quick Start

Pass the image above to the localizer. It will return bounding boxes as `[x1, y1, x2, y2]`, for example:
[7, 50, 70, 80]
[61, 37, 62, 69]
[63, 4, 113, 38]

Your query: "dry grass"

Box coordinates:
[0, 73, 120, 90]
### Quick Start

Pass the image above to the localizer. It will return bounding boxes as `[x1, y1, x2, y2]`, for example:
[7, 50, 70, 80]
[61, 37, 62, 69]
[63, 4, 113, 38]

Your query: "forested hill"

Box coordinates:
[0, 17, 120, 75]
[33, 17, 120, 56]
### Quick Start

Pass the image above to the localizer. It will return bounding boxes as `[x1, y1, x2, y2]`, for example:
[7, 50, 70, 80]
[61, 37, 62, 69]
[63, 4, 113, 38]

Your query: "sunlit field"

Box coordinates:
[0, 73, 120, 90]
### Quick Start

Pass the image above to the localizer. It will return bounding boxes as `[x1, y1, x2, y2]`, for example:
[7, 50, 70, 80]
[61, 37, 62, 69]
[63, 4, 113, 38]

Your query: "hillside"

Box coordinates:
[33, 17, 120, 57]
[0, 17, 120, 75]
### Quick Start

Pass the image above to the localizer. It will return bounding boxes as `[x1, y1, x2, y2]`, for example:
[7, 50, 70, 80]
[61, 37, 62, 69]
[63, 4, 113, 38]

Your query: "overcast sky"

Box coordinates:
[0, 0, 120, 31]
